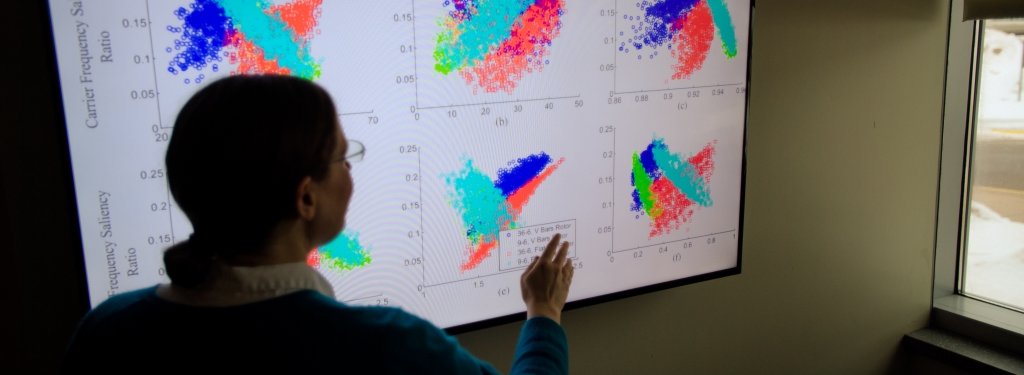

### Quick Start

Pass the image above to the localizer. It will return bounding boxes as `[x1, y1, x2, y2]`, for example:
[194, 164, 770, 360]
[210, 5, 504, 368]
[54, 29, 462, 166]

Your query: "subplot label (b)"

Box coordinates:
[444, 152, 565, 271]
[433, 0, 566, 94]
[630, 137, 716, 237]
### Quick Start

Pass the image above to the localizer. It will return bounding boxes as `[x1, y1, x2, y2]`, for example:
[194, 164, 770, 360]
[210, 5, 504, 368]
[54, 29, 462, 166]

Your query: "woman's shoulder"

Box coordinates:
[85, 286, 160, 318]
[71, 285, 163, 338]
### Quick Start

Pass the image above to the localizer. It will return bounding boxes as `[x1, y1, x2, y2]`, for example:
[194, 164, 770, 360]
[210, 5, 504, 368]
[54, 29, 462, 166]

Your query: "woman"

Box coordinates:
[63, 75, 574, 373]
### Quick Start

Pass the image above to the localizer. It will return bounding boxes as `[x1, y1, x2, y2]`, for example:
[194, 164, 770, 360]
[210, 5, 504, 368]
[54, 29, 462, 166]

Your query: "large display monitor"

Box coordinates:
[47, 0, 749, 331]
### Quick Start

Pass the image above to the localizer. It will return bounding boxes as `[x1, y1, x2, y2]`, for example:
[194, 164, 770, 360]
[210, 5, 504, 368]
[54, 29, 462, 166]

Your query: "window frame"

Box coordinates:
[933, 0, 1024, 354]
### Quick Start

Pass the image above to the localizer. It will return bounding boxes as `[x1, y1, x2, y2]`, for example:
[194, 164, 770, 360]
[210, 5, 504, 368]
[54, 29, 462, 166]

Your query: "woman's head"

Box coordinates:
[164, 74, 352, 286]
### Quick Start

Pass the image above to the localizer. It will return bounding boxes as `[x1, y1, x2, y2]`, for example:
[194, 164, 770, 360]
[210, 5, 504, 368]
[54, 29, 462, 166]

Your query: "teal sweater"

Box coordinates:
[63, 286, 568, 373]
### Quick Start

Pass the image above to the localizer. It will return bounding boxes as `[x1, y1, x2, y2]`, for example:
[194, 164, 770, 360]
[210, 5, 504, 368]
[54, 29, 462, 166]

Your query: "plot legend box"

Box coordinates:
[499, 219, 576, 270]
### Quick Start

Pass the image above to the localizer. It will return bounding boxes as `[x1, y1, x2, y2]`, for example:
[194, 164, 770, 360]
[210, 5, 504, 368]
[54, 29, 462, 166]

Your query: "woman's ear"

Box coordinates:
[296, 176, 317, 221]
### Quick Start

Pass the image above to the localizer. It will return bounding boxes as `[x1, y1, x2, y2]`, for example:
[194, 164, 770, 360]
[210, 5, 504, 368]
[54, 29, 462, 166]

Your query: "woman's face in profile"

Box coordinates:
[315, 124, 355, 245]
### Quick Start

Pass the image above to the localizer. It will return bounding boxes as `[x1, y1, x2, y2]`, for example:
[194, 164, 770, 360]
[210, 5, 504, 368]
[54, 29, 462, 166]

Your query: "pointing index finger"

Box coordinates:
[553, 240, 569, 266]
[540, 233, 561, 263]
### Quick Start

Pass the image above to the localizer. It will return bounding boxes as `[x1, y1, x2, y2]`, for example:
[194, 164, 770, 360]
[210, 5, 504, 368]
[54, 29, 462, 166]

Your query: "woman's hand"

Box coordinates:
[520, 233, 574, 324]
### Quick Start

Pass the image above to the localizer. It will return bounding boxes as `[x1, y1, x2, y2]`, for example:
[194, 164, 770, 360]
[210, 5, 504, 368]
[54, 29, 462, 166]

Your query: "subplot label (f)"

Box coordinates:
[630, 137, 716, 237]
[444, 152, 565, 271]
[433, 0, 566, 94]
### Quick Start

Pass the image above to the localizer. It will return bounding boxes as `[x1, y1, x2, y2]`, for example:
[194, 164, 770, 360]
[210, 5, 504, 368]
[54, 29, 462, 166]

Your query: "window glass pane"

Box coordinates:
[964, 19, 1024, 311]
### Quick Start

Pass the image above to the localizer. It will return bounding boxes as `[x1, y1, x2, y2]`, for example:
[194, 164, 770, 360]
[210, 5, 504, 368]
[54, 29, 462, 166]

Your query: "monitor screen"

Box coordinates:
[48, 0, 748, 330]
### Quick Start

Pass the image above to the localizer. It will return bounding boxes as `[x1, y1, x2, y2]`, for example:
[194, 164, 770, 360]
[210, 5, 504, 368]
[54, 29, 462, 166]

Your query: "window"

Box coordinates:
[930, 0, 1024, 354]
[962, 19, 1024, 312]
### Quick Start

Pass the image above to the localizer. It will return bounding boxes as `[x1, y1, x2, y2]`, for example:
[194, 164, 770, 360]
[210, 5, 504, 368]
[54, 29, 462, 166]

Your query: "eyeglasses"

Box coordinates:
[343, 140, 365, 163]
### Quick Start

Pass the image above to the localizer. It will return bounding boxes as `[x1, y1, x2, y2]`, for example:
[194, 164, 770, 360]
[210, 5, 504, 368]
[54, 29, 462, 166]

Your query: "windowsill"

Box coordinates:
[904, 295, 1024, 373]
[904, 327, 1024, 373]
[933, 295, 1024, 344]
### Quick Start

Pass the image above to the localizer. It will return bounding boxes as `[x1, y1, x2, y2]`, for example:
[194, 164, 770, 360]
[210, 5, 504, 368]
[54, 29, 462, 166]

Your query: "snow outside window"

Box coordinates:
[963, 19, 1024, 312]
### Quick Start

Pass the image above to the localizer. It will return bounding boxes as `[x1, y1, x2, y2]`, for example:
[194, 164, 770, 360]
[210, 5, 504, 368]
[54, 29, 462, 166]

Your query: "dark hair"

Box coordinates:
[163, 75, 339, 287]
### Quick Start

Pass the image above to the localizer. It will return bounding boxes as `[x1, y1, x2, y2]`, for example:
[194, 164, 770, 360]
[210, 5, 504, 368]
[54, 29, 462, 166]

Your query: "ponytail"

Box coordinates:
[162, 235, 216, 288]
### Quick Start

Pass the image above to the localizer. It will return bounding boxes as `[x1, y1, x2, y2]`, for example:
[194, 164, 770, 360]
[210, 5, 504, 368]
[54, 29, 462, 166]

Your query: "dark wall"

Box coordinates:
[4, 1, 90, 372]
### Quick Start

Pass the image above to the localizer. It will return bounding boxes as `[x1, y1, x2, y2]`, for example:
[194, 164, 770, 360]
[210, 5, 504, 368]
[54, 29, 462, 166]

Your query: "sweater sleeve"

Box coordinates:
[509, 317, 569, 375]
[62, 314, 100, 372]
[415, 320, 503, 375]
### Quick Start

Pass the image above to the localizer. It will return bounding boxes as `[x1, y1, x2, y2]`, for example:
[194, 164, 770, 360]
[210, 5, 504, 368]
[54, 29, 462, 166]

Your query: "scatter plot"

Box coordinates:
[619, 0, 737, 80]
[48, 0, 748, 330]
[444, 152, 564, 271]
[630, 137, 716, 237]
[166, 0, 323, 84]
[433, 0, 566, 94]
[308, 231, 371, 272]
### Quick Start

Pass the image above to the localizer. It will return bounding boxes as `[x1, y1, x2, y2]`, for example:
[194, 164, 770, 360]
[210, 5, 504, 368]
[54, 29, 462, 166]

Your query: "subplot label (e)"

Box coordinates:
[444, 152, 565, 271]
[630, 137, 716, 237]
[433, 0, 566, 94]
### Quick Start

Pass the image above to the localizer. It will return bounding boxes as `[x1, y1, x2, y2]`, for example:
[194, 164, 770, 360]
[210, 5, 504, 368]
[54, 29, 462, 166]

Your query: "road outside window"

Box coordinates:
[964, 20, 1024, 311]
